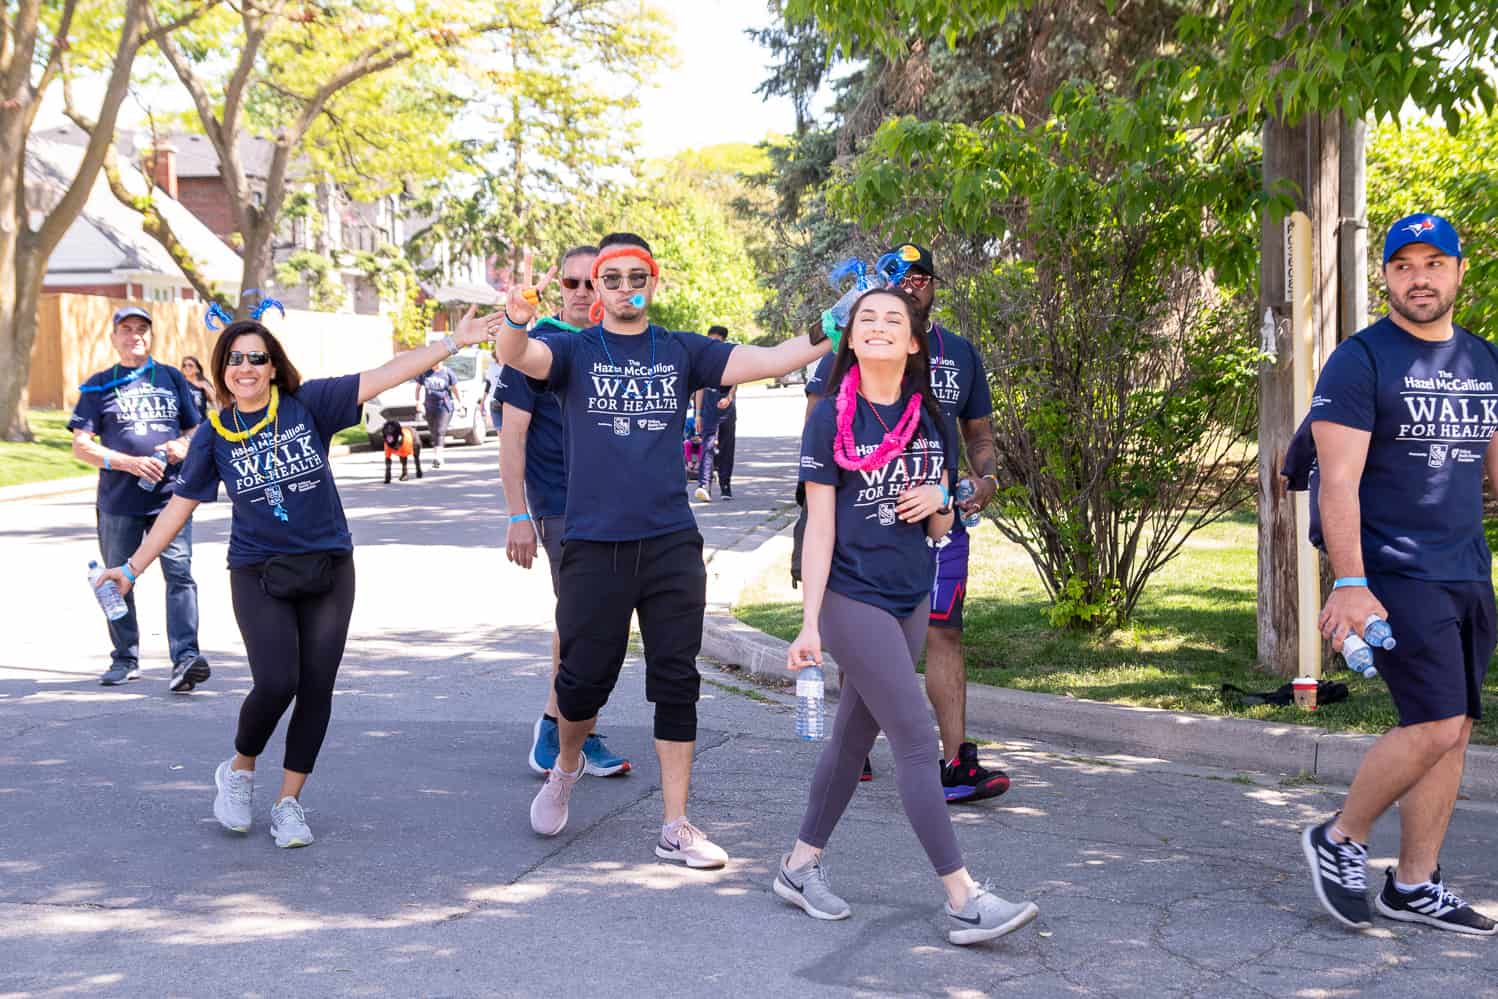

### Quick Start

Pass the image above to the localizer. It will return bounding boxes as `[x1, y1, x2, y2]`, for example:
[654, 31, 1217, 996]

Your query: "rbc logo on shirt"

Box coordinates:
[613, 416, 630, 437]
[1428, 443, 1449, 468]
[878, 503, 897, 526]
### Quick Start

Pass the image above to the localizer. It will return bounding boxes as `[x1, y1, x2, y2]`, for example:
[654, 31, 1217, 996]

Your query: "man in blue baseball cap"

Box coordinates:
[1299, 213, 1497, 936]
[69, 304, 210, 692]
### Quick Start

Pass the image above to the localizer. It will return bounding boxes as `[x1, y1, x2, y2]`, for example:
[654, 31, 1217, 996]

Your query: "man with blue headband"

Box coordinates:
[1301, 214, 1497, 936]
[69, 305, 210, 692]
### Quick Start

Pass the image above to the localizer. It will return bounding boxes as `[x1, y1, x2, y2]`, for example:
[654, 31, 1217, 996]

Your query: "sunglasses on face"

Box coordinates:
[900, 273, 935, 289]
[226, 351, 271, 367]
[560, 277, 594, 291]
[598, 272, 650, 291]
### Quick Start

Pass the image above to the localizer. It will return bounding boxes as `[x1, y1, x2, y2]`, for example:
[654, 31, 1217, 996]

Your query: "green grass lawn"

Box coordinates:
[332, 426, 370, 447]
[734, 509, 1498, 745]
[0, 410, 93, 488]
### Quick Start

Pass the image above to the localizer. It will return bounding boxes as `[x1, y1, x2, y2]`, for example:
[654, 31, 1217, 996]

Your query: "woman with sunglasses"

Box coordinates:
[179, 355, 216, 419]
[775, 286, 1039, 945]
[93, 311, 491, 847]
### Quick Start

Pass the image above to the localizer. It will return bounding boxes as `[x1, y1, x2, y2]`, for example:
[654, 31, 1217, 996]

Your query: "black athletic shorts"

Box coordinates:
[1367, 572, 1495, 726]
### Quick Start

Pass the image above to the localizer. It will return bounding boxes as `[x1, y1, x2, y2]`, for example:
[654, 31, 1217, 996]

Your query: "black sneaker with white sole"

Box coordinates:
[1301, 816, 1372, 929]
[169, 655, 211, 693]
[1376, 867, 1498, 936]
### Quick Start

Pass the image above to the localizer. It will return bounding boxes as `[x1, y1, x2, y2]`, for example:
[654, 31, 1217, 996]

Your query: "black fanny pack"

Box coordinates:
[259, 552, 341, 600]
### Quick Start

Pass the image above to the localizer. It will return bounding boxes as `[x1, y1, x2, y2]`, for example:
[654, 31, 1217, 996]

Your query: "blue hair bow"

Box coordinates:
[243, 289, 286, 322]
[204, 302, 233, 330]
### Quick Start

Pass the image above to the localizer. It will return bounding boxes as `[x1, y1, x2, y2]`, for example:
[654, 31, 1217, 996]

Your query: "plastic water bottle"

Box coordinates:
[1340, 634, 1378, 679]
[795, 665, 826, 741]
[138, 448, 167, 491]
[955, 479, 982, 528]
[1363, 615, 1396, 651]
[88, 561, 128, 621]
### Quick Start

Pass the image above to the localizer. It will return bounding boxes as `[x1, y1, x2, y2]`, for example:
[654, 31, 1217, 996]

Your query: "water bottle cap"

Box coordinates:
[88, 560, 99, 568]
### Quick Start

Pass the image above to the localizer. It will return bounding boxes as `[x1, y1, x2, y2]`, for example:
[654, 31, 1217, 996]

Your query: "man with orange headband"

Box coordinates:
[484, 232, 831, 868]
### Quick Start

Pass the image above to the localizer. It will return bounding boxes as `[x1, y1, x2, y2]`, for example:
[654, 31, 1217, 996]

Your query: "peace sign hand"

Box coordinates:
[505, 248, 556, 327]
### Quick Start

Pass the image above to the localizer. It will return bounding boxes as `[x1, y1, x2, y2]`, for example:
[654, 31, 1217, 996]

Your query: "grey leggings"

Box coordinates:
[797, 589, 963, 875]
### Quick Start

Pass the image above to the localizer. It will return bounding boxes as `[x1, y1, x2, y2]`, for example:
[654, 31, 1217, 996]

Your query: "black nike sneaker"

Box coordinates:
[1375, 867, 1498, 935]
[1301, 815, 1372, 929]
[941, 742, 1010, 803]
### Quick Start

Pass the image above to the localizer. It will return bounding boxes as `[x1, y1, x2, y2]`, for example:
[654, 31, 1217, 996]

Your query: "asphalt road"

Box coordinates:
[3, 386, 1496, 998]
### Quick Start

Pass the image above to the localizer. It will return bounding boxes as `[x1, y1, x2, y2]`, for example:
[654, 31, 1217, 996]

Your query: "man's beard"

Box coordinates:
[1390, 285, 1457, 325]
[603, 303, 645, 323]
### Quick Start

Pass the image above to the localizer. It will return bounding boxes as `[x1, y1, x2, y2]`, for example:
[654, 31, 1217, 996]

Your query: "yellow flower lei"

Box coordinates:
[207, 386, 280, 442]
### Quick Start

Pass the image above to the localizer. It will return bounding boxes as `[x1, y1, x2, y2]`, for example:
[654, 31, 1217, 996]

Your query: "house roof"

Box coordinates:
[35, 123, 277, 180]
[27, 134, 243, 287]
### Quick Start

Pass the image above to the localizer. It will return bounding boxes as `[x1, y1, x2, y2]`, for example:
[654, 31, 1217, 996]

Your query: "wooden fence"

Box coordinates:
[28, 294, 396, 410]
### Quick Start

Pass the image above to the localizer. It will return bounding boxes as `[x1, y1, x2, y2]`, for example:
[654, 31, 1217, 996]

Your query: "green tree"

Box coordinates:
[405, 0, 671, 277]
[105, 0, 513, 317]
[1367, 113, 1498, 335]
[0, 0, 208, 441]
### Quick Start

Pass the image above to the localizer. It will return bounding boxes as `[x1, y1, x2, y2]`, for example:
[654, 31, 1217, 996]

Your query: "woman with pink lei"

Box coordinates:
[774, 286, 1039, 946]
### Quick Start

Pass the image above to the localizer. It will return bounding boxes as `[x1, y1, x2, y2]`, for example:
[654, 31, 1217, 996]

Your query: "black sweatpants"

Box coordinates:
[554, 528, 706, 741]
[715, 416, 735, 492]
[229, 554, 356, 774]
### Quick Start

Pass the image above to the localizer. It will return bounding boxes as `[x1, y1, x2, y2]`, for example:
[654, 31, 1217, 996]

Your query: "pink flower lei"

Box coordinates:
[833, 363, 924, 471]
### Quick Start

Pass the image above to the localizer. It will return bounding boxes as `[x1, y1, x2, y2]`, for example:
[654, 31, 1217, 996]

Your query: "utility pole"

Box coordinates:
[1256, 110, 1349, 678]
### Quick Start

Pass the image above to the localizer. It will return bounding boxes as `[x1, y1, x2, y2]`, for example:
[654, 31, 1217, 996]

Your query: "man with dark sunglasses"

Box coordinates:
[69, 306, 211, 692]
[803, 243, 1009, 803]
[486, 231, 831, 868]
[495, 245, 632, 780]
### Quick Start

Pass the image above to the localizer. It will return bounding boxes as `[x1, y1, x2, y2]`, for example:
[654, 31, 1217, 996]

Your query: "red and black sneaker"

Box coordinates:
[942, 742, 1011, 803]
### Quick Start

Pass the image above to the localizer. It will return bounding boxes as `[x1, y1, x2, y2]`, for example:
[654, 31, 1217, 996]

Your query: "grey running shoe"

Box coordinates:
[942, 882, 1039, 946]
[170, 655, 211, 693]
[99, 662, 140, 686]
[530, 758, 582, 836]
[655, 817, 728, 869]
[773, 853, 851, 920]
[213, 760, 253, 833]
[270, 796, 314, 848]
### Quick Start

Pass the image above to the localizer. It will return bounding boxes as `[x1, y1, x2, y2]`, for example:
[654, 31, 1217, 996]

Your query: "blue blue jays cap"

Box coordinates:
[112, 305, 153, 327]
[1382, 214, 1463, 264]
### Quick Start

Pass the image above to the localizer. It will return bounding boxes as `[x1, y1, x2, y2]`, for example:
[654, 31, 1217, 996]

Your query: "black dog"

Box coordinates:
[382, 420, 422, 483]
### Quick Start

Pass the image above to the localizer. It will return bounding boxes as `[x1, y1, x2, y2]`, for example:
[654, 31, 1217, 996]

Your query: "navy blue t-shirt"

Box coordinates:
[533, 324, 735, 542]
[806, 324, 990, 529]
[176, 376, 361, 568]
[68, 360, 201, 517]
[186, 383, 210, 420]
[801, 395, 948, 615]
[419, 368, 457, 412]
[699, 385, 735, 434]
[496, 319, 571, 520]
[1309, 316, 1498, 581]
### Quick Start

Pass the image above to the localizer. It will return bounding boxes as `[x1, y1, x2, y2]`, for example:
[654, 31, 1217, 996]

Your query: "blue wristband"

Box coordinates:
[120, 561, 137, 583]
[503, 313, 527, 330]
[103, 452, 112, 471]
[509, 513, 532, 524]
[939, 485, 951, 509]
[1333, 577, 1368, 589]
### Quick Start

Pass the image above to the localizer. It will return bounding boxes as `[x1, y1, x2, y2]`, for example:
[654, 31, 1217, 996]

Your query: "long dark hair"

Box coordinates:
[210, 320, 303, 403]
[824, 287, 947, 455]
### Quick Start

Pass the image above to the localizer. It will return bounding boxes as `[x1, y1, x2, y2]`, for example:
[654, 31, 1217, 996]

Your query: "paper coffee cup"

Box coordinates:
[1292, 676, 1318, 711]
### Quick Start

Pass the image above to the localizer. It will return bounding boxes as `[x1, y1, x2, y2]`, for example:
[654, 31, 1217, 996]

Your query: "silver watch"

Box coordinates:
[442, 334, 459, 356]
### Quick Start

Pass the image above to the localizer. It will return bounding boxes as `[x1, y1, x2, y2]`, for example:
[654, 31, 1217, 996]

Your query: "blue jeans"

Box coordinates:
[96, 510, 200, 668]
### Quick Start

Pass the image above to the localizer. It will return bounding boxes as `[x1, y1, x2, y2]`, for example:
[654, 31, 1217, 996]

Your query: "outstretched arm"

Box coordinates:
[720, 333, 830, 387]
[482, 251, 555, 380]
[358, 311, 489, 406]
[92, 495, 202, 597]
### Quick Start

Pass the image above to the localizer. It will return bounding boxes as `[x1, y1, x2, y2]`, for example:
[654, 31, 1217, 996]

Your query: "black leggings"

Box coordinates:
[229, 555, 356, 774]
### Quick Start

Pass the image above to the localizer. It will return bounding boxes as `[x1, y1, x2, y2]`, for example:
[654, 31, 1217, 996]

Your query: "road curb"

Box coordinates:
[701, 613, 1498, 800]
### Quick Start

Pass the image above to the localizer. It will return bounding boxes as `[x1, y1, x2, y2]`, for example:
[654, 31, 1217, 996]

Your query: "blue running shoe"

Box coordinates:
[582, 733, 631, 777]
[529, 716, 560, 775]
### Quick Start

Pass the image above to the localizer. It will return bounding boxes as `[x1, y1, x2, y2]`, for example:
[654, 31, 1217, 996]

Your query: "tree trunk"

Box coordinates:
[238, 214, 275, 318]
[1256, 110, 1342, 677]
[2, 241, 47, 442]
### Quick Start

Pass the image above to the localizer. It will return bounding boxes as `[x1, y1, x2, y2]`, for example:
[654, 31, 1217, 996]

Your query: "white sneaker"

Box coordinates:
[693, 486, 710, 502]
[269, 796, 314, 848]
[213, 760, 253, 833]
[530, 758, 583, 836]
[941, 882, 1038, 945]
[655, 817, 728, 869]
